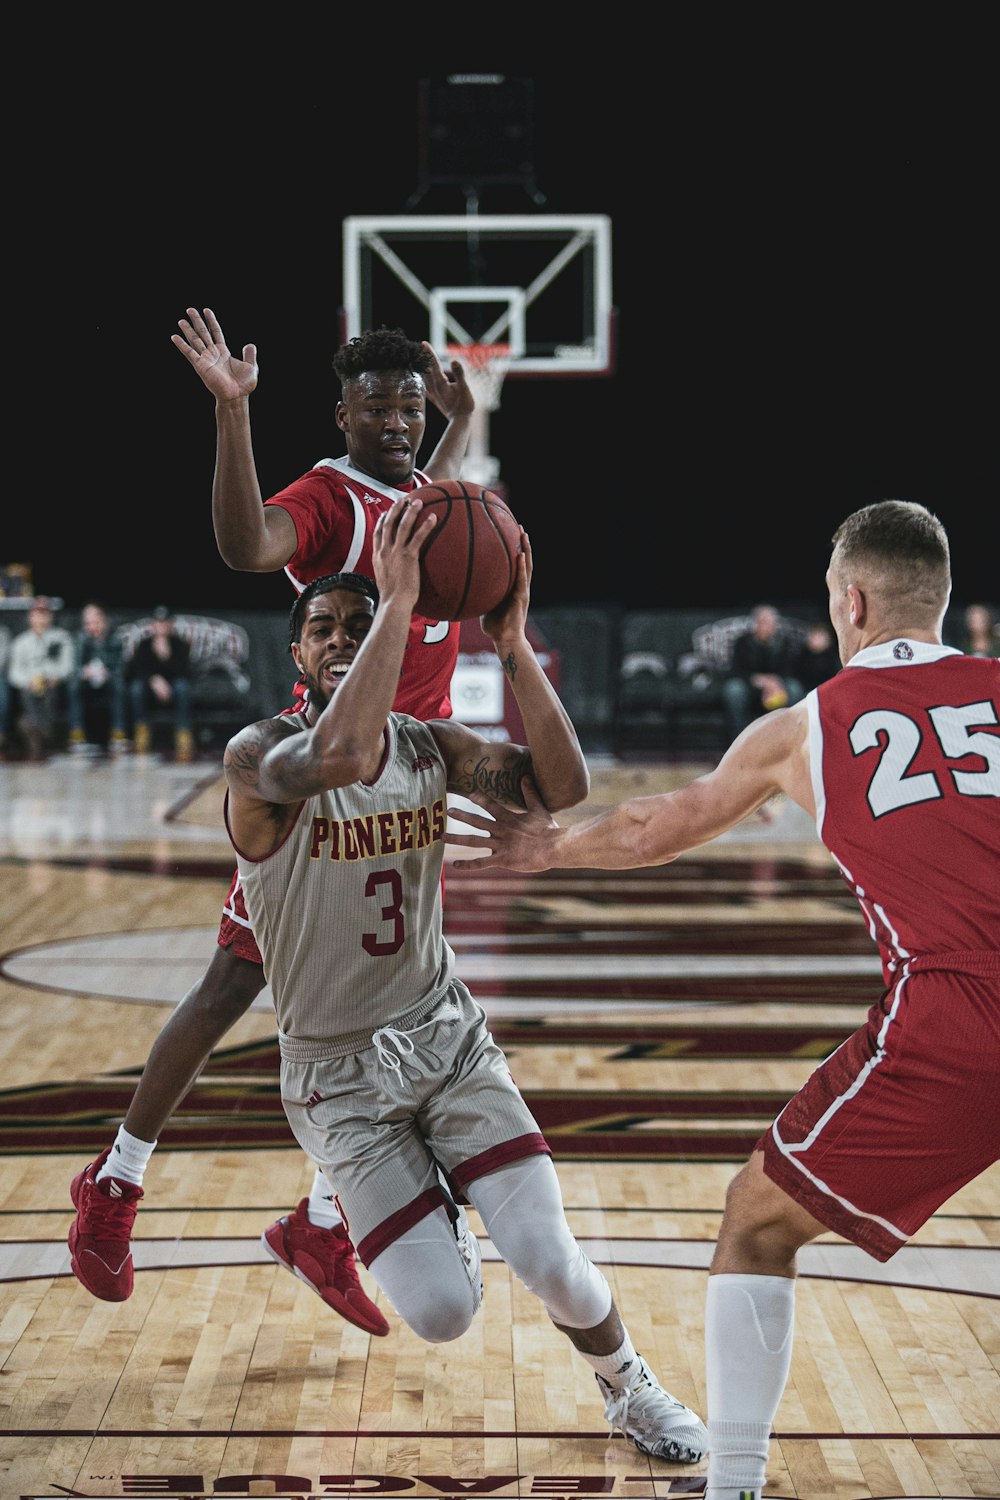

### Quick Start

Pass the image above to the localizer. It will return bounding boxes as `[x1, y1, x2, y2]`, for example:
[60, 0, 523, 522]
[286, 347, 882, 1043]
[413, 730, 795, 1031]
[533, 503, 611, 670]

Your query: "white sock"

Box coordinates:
[705, 1273, 795, 1500]
[97, 1127, 156, 1187]
[306, 1166, 344, 1230]
[579, 1330, 639, 1385]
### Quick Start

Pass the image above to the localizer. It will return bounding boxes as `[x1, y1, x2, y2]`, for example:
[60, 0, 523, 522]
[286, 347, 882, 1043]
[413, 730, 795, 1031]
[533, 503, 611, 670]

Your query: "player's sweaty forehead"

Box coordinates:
[348, 369, 425, 403]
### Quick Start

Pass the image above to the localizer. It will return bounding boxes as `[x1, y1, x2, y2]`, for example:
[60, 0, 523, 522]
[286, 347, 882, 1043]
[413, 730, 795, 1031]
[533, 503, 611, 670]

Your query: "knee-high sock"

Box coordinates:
[468, 1156, 611, 1328]
[704, 1273, 795, 1500]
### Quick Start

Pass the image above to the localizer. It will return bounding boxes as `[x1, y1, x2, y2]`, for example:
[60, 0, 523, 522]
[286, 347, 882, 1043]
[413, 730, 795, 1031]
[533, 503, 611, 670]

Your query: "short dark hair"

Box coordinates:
[831, 499, 951, 615]
[332, 326, 434, 386]
[288, 572, 379, 647]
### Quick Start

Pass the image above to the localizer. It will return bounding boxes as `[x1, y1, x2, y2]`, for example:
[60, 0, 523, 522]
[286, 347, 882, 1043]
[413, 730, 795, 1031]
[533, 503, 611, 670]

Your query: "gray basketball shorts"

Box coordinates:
[278, 978, 551, 1266]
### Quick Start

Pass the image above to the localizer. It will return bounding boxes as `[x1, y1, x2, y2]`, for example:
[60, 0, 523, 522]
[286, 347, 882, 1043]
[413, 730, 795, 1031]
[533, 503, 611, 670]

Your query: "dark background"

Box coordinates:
[10, 30, 996, 620]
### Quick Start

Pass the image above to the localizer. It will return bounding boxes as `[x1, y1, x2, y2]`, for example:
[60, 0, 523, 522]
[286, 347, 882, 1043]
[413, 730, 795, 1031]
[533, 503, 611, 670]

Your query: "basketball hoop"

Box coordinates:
[446, 342, 512, 488]
[446, 342, 512, 415]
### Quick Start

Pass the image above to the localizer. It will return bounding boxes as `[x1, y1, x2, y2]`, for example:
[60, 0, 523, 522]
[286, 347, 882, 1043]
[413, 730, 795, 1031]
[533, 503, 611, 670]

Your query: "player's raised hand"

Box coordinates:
[372, 497, 437, 610]
[421, 341, 475, 420]
[445, 776, 558, 871]
[171, 307, 258, 402]
[480, 528, 530, 641]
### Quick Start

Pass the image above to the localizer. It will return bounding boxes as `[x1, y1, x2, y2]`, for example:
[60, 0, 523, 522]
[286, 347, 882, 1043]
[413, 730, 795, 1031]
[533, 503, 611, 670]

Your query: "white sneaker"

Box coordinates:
[452, 1202, 483, 1312]
[597, 1357, 707, 1463]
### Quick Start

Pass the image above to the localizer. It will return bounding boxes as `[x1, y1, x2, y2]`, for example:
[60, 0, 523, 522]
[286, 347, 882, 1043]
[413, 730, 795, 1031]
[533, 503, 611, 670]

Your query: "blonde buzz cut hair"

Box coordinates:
[831, 499, 951, 621]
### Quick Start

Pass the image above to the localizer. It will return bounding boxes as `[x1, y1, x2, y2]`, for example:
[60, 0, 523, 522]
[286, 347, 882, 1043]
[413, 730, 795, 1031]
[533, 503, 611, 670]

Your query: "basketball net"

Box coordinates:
[446, 342, 511, 488]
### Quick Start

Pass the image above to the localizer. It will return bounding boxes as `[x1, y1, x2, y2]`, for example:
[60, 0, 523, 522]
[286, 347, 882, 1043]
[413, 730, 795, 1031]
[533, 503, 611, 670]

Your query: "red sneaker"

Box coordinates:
[262, 1198, 389, 1337]
[68, 1146, 143, 1301]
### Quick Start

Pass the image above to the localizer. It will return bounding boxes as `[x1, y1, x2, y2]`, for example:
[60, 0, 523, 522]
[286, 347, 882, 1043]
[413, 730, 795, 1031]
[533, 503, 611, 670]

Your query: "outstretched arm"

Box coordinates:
[171, 306, 298, 572]
[447, 703, 815, 870]
[420, 343, 476, 481]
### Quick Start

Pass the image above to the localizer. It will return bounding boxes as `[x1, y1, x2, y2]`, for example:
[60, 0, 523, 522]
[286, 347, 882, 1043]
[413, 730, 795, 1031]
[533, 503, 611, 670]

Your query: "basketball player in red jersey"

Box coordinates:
[447, 499, 1000, 1500]
[68, 309, 475, 1336]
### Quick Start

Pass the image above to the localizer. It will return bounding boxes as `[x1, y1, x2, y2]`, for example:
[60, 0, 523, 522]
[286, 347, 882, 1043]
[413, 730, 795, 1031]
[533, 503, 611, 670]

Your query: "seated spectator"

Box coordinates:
[794, 619, 840, 692]
[7, 597, 74, 761]
[721, 602, 804, 744]
[67, 601, 129, 755]
[0, 621, 10, 758]
[126, 605, 195, 761]
[960, 602, 999, 657]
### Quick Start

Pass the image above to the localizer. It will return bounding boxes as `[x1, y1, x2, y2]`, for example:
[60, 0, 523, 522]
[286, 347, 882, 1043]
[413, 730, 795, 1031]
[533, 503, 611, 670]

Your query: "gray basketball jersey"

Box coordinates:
[231, 711, 455, 1039]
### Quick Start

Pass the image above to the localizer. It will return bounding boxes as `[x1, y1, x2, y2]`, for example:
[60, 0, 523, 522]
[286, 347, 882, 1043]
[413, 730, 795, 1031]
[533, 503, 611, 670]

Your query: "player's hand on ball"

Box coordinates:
[480, 529, 530, 640]
[373, 497, 436, 607]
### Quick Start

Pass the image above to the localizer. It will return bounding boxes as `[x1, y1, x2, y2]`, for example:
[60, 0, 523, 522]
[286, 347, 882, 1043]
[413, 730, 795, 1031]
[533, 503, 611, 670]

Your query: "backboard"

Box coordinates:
[341, 213, 614, 377]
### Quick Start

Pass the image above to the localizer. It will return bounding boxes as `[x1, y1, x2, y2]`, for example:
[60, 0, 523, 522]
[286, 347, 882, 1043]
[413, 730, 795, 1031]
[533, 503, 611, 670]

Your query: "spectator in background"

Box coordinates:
[7, 597, 74, 761]
[126, 605, 194, 761]
[960, 602, 1000, 658]
[721, 603, 805, 744]
[793, 619, 841, 693]
[0, 621, 11, 758]
[67, 601, 129, 755]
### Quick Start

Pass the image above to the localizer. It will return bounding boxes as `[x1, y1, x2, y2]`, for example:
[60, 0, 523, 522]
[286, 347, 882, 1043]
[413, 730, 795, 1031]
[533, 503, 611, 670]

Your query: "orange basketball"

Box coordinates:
[409, 479, 522, 621]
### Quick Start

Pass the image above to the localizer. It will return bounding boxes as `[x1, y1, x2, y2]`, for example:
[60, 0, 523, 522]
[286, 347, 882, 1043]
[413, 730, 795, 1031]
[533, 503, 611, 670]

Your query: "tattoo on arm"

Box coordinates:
[500, 649, 516, 682]
[225, 727, 267, 791]
[225, 721, 291, 793]
[467, 749, 530, 807]
[224, 722, 299, 841]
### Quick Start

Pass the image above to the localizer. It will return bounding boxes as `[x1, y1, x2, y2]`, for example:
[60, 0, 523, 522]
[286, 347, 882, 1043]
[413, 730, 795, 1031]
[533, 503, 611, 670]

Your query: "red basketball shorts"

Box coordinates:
[217, 869, 264, 964]
[760, 956, 1000, 1261]
[216, 685, 307, 966]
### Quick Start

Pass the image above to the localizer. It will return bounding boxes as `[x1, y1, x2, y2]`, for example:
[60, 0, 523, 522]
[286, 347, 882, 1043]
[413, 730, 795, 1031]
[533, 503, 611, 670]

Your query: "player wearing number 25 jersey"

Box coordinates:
[810, 641, 998, 975]
[765, 641, 1000, 1260]
[446, 499, 1000, 1268]
[443, 497, 999, 1500]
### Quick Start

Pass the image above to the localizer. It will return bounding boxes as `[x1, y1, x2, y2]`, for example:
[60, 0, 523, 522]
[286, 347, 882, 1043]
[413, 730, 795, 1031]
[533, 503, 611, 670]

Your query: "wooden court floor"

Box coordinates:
[0, 751, 997, 1500]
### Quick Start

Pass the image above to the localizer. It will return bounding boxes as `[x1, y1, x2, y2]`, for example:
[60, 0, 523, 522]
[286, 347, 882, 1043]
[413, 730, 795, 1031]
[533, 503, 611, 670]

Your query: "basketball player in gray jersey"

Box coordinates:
[222, 496, 709, 1466]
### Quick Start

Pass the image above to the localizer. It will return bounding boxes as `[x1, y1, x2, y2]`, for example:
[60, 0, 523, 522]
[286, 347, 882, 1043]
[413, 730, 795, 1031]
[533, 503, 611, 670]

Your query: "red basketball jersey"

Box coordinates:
[809, 641, 1000, 980]
[220, 456, 459, 964]
[266, 455, 460, 718]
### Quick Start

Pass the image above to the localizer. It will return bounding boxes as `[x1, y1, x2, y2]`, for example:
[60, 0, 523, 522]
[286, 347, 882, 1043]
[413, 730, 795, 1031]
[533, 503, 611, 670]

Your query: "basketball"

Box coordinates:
[409, 479, 522, 621]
